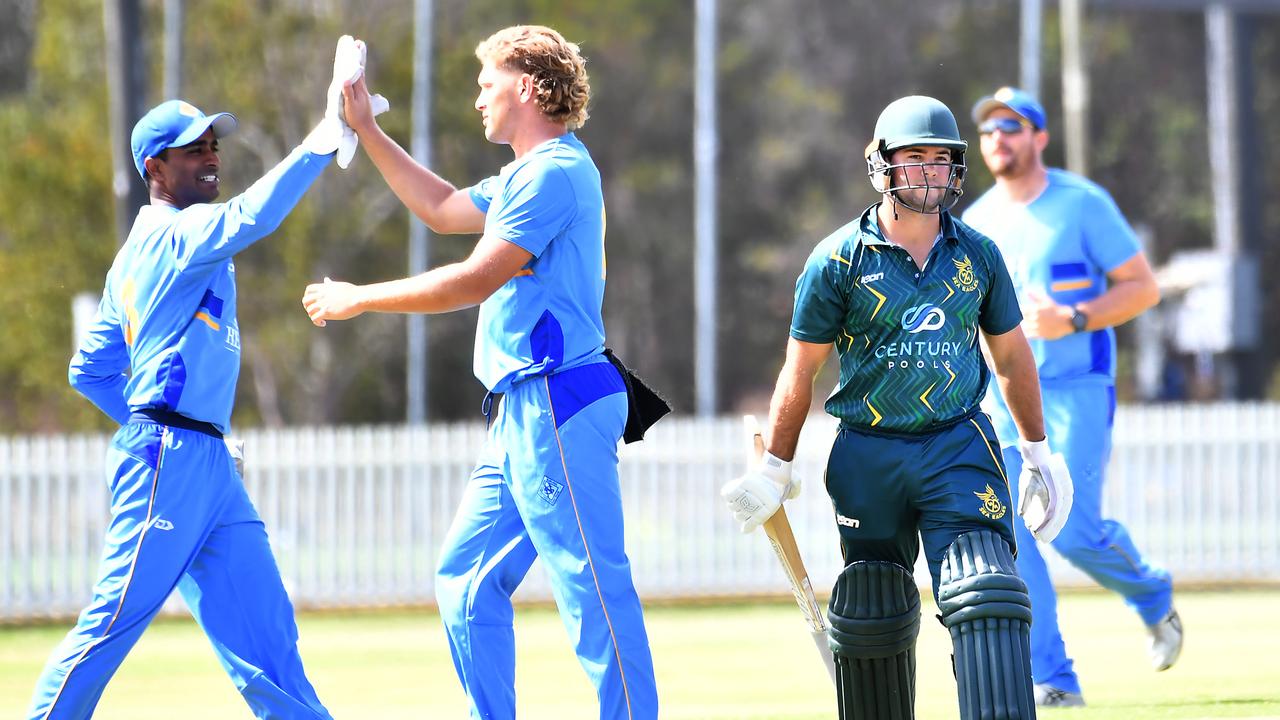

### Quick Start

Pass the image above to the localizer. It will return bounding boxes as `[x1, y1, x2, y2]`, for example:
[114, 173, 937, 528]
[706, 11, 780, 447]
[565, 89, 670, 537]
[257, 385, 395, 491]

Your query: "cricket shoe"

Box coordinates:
[1147, 607, 1183, 671]
[1034, 684, 1086, 707]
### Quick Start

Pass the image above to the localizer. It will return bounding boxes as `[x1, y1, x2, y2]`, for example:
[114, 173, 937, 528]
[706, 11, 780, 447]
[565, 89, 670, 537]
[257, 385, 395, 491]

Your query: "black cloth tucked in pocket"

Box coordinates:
[603, 348, 671, 444]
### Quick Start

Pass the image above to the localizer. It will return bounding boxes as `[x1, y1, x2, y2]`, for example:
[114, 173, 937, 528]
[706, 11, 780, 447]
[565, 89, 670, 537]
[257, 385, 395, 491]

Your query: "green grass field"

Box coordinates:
[2, 590, 1277, 719]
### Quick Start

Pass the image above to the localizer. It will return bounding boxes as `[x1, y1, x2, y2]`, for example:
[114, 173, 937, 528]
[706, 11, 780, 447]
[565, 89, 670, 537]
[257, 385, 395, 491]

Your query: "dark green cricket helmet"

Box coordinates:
[864, 95, 967, 213]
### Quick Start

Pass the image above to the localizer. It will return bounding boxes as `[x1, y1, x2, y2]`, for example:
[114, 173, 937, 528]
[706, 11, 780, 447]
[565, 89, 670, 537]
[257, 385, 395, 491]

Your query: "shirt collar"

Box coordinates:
[857, 203, 961, 247]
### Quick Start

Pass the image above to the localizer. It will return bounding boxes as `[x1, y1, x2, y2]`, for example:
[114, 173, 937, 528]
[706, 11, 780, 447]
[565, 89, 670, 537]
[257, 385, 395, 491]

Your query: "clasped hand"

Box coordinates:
[1017, 437, 1074, 542]
[720, 452, 800, 533]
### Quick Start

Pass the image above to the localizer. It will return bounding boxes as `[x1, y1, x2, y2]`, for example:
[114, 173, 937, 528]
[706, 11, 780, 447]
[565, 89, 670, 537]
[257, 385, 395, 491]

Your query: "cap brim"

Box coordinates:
[169, 111, 239, 150]
[971, 97, 1010, 124]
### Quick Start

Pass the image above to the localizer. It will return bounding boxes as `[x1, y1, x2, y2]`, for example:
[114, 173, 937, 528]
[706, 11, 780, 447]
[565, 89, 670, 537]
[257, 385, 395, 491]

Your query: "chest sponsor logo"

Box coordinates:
[901, 303, 945, 334]
[974, 484, 1007, 520]
[860, 272, 884, 284]
[952, 255, 979, 292]
[836, 513, 861, 529]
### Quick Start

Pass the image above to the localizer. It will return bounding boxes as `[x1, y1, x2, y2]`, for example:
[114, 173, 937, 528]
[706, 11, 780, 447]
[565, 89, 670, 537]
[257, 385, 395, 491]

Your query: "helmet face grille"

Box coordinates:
[865, 146, 966, 214]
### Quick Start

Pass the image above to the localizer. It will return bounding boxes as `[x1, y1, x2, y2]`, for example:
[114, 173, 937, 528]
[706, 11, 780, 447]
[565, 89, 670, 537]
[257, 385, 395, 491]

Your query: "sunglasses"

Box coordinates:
[978, 117, 1033, 135]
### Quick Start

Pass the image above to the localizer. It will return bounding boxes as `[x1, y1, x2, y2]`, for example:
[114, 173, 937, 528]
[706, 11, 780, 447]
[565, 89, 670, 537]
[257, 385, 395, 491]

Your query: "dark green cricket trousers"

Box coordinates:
[824, 411, 1017, 601]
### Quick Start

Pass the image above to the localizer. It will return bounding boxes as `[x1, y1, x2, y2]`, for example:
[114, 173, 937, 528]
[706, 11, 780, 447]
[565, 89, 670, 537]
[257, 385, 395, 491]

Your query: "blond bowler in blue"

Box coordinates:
[303, 26, 657, 720]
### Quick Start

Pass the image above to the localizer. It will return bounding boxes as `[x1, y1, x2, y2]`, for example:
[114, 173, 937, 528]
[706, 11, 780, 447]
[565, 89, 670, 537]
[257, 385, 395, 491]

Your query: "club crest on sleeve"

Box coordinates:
[952, 255, 979, 292]
[974, 484, 1007, 519]
[539, 477, 565, 506]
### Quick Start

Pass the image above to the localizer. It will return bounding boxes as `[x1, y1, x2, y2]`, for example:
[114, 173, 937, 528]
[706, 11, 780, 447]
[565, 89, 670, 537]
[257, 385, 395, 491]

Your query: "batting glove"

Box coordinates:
[1017, 438, 1074, 543]
[303, 35, 389, 167]
[720, 451, 801, 534]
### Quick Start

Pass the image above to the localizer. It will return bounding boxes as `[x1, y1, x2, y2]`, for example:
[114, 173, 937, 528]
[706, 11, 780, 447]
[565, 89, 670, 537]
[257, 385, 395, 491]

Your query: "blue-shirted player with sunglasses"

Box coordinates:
[963, 87, 1182, 708]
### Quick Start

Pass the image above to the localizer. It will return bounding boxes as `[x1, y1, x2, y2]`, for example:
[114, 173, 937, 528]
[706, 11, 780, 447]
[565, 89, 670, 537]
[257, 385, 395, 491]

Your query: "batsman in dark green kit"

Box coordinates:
[722, 96, 1075, 719]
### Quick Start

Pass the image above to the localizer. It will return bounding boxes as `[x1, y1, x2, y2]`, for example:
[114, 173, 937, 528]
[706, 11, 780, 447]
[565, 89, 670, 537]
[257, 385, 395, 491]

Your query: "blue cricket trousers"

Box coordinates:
[435, 359, 658, 720]
[1002, 383, 1173, 693]
[27, 418, 330, 719]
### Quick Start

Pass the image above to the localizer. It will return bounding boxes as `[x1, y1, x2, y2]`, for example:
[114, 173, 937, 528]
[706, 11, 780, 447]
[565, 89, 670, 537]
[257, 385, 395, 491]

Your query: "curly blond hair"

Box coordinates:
[475, 25, 591, 130]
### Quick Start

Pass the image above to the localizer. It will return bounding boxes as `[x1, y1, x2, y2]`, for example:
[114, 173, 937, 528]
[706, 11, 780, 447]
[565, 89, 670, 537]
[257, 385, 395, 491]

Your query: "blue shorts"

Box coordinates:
[435, 358, 658, 720]
[27, 418, 330, 720]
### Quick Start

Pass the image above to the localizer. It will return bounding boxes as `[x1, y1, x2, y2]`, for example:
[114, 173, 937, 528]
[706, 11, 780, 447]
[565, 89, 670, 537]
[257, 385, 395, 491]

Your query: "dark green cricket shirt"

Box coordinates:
[790, 204, 1021, 434]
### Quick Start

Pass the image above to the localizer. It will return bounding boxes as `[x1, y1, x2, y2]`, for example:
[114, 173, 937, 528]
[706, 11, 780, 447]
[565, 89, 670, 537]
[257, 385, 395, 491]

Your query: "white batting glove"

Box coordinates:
[303, 35, 389, 166]
[1017, 438, 1074, 543]
[720, 452, 801, 534]
[224, 436, 245, 478]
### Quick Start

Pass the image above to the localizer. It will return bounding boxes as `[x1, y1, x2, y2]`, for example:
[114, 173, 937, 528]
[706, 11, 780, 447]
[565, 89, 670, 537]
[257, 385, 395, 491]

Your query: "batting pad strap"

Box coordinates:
[827, 561, 921, 659]
[937, 573, 1032, 627]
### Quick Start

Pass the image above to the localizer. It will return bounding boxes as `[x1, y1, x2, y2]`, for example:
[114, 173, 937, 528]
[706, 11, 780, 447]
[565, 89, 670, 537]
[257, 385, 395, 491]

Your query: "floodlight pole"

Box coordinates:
[1061, 0, 1089, 176]
[407, 0, 434, 424]
[103, 0, 148, 246]
[163, 0, 182, 99]
[694, 0, 719, 417]
[1020, 0, 1042, 99]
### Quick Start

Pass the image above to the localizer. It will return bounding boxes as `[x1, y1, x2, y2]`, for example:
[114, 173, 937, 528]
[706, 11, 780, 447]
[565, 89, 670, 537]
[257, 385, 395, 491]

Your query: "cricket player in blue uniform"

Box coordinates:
[722, 96, 1074, 720]
[302, 26, 659, 720]
[963, 87, 1180, 708]
[26, 38, 371, 720]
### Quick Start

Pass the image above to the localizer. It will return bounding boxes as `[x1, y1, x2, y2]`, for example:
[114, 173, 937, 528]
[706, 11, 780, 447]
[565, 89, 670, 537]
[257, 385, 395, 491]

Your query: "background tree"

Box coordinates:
[1, 0, 1276, 434]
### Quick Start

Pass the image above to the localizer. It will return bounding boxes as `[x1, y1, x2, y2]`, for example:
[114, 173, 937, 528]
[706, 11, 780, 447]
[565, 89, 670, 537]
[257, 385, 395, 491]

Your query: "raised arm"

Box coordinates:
[343, 76, 486, 235]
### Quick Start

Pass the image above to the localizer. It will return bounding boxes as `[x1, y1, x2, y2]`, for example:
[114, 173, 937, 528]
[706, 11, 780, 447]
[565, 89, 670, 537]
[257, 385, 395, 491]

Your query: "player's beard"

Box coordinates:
[987, 145, 1029, 180]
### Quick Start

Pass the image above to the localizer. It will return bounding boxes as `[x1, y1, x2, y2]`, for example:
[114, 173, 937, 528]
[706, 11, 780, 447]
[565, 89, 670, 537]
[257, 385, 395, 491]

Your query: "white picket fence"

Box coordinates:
[3, 404, 1278, 622]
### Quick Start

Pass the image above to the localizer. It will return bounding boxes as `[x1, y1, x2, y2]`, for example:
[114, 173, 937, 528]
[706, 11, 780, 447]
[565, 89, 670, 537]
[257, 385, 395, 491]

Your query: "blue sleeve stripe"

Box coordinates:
[1050, 262, 1089, 280]
[199, 289, 224, 318]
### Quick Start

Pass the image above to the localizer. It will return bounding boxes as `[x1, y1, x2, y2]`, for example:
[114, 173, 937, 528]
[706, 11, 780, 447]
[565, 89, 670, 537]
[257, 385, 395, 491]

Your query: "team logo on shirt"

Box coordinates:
[539, 477, 565, 506]
[952, 256, 979, 292]
[901, 304, 946, 333]
[974, 484, 1007, 520]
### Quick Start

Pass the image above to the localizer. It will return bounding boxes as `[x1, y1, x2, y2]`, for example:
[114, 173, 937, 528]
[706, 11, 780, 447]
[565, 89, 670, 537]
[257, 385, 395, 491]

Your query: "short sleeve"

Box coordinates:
[468, 175, 498, 214]
[486, 161, 576, 258]
[790, 246, 848, 344]
[1081, 189, 1142, 272]
[979, 242, 1023, 335]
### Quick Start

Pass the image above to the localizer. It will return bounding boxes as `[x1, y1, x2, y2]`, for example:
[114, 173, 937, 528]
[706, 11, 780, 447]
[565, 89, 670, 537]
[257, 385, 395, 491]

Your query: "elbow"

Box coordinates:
[1145, 282, 1162, 311]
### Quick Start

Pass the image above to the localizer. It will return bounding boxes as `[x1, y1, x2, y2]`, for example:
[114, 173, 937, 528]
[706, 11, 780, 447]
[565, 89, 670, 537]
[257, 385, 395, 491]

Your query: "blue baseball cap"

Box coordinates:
[971, 86, 1046, 130]
[130, 100, 237, 179]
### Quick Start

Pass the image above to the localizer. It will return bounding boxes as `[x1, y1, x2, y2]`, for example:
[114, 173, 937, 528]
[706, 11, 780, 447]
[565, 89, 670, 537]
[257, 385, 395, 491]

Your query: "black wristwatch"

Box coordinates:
[1069, 307, 1089, 333]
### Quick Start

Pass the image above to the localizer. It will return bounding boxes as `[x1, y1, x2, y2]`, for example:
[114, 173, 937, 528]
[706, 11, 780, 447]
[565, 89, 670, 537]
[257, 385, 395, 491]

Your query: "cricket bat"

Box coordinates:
[743, 414, 838, 685]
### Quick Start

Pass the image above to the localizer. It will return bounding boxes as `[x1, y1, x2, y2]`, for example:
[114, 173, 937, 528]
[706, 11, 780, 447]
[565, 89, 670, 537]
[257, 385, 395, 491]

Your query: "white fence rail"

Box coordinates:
[3, 404, 1279, 621]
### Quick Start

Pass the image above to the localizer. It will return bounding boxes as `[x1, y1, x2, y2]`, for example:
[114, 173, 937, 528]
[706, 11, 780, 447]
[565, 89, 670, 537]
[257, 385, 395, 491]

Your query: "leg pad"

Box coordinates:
[939, 530, 1036, 720]
[828, 560, 920, 720]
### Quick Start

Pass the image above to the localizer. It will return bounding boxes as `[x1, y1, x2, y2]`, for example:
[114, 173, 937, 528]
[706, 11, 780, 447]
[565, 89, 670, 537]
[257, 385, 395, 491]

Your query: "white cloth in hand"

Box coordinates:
[720, 451, 801, 533]
[303, 35, 390, 167]
[225, 436, 245, 477]
[1017, 438, 1074, 542]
